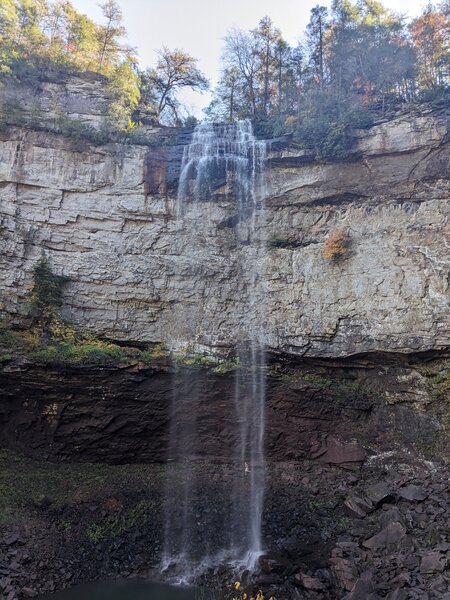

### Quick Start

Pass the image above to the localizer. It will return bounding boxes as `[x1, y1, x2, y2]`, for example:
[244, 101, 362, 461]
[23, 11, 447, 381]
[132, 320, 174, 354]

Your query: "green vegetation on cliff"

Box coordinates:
[0, 0, 448, 157]
[0, 0, 208, 130]
[207, 0, 449, 157]
[0, 0, 140, 129]
[1, 0, 448, 153]
[0, 257, 131, 366]
[0, 258, 243, 371]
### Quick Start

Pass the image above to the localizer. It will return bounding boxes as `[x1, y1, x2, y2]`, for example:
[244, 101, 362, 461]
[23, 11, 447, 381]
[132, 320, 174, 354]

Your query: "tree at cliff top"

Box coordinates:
[254, 16, 283, 117]
[306, 5, 328, 90]
[0, 0, 46, 75]
[213, 18, 284, 120]
[0, 0, 140, 128]
[325, 0, 418, 102]
[96, 0, 127, 75]
[203, 66, 243, 123]
[0, 0, 119, 75]
[139, 47, 209, 125]
[219, 27, 260, 118]
[0, 0, 209, 129]
[95, 1, 140, 129]
[410, 2, 450, 96]
[207, 0, 448, 156]
[0, 0, 19, 74]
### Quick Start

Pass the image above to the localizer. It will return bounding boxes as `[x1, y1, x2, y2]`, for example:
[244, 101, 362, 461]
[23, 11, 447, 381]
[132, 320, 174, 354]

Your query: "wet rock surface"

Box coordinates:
[0, 353, 448, 599]
[0, 353, 447, 465]
[1, 452, 448, 600]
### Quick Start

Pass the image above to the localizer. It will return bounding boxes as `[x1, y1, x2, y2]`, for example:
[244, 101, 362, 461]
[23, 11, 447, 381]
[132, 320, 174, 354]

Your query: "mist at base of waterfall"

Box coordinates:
[162, 458, 266, 579]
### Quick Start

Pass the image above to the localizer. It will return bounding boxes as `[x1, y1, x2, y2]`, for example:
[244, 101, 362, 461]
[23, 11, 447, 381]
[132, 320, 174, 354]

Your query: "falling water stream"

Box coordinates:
[163, 120, 268, 579]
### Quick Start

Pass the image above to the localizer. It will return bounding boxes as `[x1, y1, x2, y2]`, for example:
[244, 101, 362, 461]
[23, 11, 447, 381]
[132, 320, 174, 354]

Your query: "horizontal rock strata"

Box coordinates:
[0, 106, 449, 358]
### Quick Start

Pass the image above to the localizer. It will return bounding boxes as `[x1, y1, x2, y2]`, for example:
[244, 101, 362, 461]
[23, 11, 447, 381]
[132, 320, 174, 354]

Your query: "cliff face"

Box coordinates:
[0, 356, 442, 464]
[0, 82, 449, 600]
[0, 83, 449, 358]
[0, 73, 113, 130]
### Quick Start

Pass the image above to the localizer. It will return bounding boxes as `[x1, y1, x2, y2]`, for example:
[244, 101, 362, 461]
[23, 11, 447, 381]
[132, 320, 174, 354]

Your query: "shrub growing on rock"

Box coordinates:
[294, 90, 374, 159]
[18, 258, 127, 367]
[28, 257, 69, 327]
[30, 338, 127, 366]
[323, 228, 351, 261]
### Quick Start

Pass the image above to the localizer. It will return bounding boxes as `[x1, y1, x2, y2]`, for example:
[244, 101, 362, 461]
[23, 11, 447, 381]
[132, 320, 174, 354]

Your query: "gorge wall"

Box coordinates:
[0, 79, 449, 360]
[0, 77, 449, 600]
[0, 355, 443, 464]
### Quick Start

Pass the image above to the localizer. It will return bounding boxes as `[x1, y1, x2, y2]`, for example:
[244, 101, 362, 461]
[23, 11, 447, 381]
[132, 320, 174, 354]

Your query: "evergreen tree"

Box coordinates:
[0, 0, 19, 73]
[305, 5, 328, 88]
[15, 0, 47, 60]
[253, 16, 281, 115]
[326, 0, 361, 94]
[204, 67, 242, 122]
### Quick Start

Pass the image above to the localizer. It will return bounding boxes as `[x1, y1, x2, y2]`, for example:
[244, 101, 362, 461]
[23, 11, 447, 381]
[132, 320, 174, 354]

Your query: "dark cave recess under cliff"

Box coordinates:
[0, 350, 447, 466]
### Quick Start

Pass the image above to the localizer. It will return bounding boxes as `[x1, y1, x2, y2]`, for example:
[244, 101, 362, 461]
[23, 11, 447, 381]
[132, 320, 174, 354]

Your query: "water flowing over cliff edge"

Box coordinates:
[0, 78, 449, 599]
[163, 120, 268, 575]
[0, 80, 448, 358]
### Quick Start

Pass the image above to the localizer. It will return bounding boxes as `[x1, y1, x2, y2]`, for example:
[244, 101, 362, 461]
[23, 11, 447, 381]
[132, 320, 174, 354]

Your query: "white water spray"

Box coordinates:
[163, 120, 268, 576]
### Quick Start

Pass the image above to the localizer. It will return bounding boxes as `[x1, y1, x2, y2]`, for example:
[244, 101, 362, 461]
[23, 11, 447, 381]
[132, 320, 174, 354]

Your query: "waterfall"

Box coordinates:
[163, 120, 268, 578]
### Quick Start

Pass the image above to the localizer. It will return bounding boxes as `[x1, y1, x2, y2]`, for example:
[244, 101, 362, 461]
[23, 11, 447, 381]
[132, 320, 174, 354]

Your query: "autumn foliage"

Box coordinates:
[323, 228, 351, 261]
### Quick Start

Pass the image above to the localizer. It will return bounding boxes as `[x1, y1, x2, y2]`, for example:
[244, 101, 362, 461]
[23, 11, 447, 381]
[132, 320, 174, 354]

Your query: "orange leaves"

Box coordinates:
[323, 228, 351, 261]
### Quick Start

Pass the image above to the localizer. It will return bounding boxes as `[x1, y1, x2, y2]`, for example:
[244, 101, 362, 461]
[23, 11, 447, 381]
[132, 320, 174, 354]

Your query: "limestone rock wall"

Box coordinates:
[0, 74, 113, 130]
[0, 108, 449, 358]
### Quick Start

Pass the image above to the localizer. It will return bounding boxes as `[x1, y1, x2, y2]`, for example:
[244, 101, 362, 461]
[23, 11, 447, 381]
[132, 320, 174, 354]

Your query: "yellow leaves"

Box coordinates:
[48, 317, 76, 342]
[231, 583, 271, 600]
[20, 328, 41, 349]
[409, 9, 449, 88]
[285, 115, 298, 127]
[8, 322, 127, 367]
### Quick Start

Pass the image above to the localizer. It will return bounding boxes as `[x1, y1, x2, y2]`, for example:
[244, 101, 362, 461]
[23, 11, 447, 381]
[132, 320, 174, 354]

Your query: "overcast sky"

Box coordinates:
[70, 0, 429, 117]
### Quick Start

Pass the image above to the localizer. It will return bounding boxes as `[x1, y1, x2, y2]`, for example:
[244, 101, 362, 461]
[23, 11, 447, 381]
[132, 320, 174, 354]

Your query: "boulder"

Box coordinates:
[398, 485, 428, 502]
[258, 552, 292, 574]
[343, 496, 373, 518]
[379, 507, 405, 528]
[419, 552, 447, 574]
[365, 482, 396, 508]
[293, 573, 325, 591]
[312, 436, 366, 466]
[329, 556, 358, 591]
[342, 571, 380, 600]
[362, 522, 406, 551]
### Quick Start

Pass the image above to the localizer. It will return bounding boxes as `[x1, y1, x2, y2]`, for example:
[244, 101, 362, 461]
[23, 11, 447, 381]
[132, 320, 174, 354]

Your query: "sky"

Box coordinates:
[70, 0, 429, 117]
